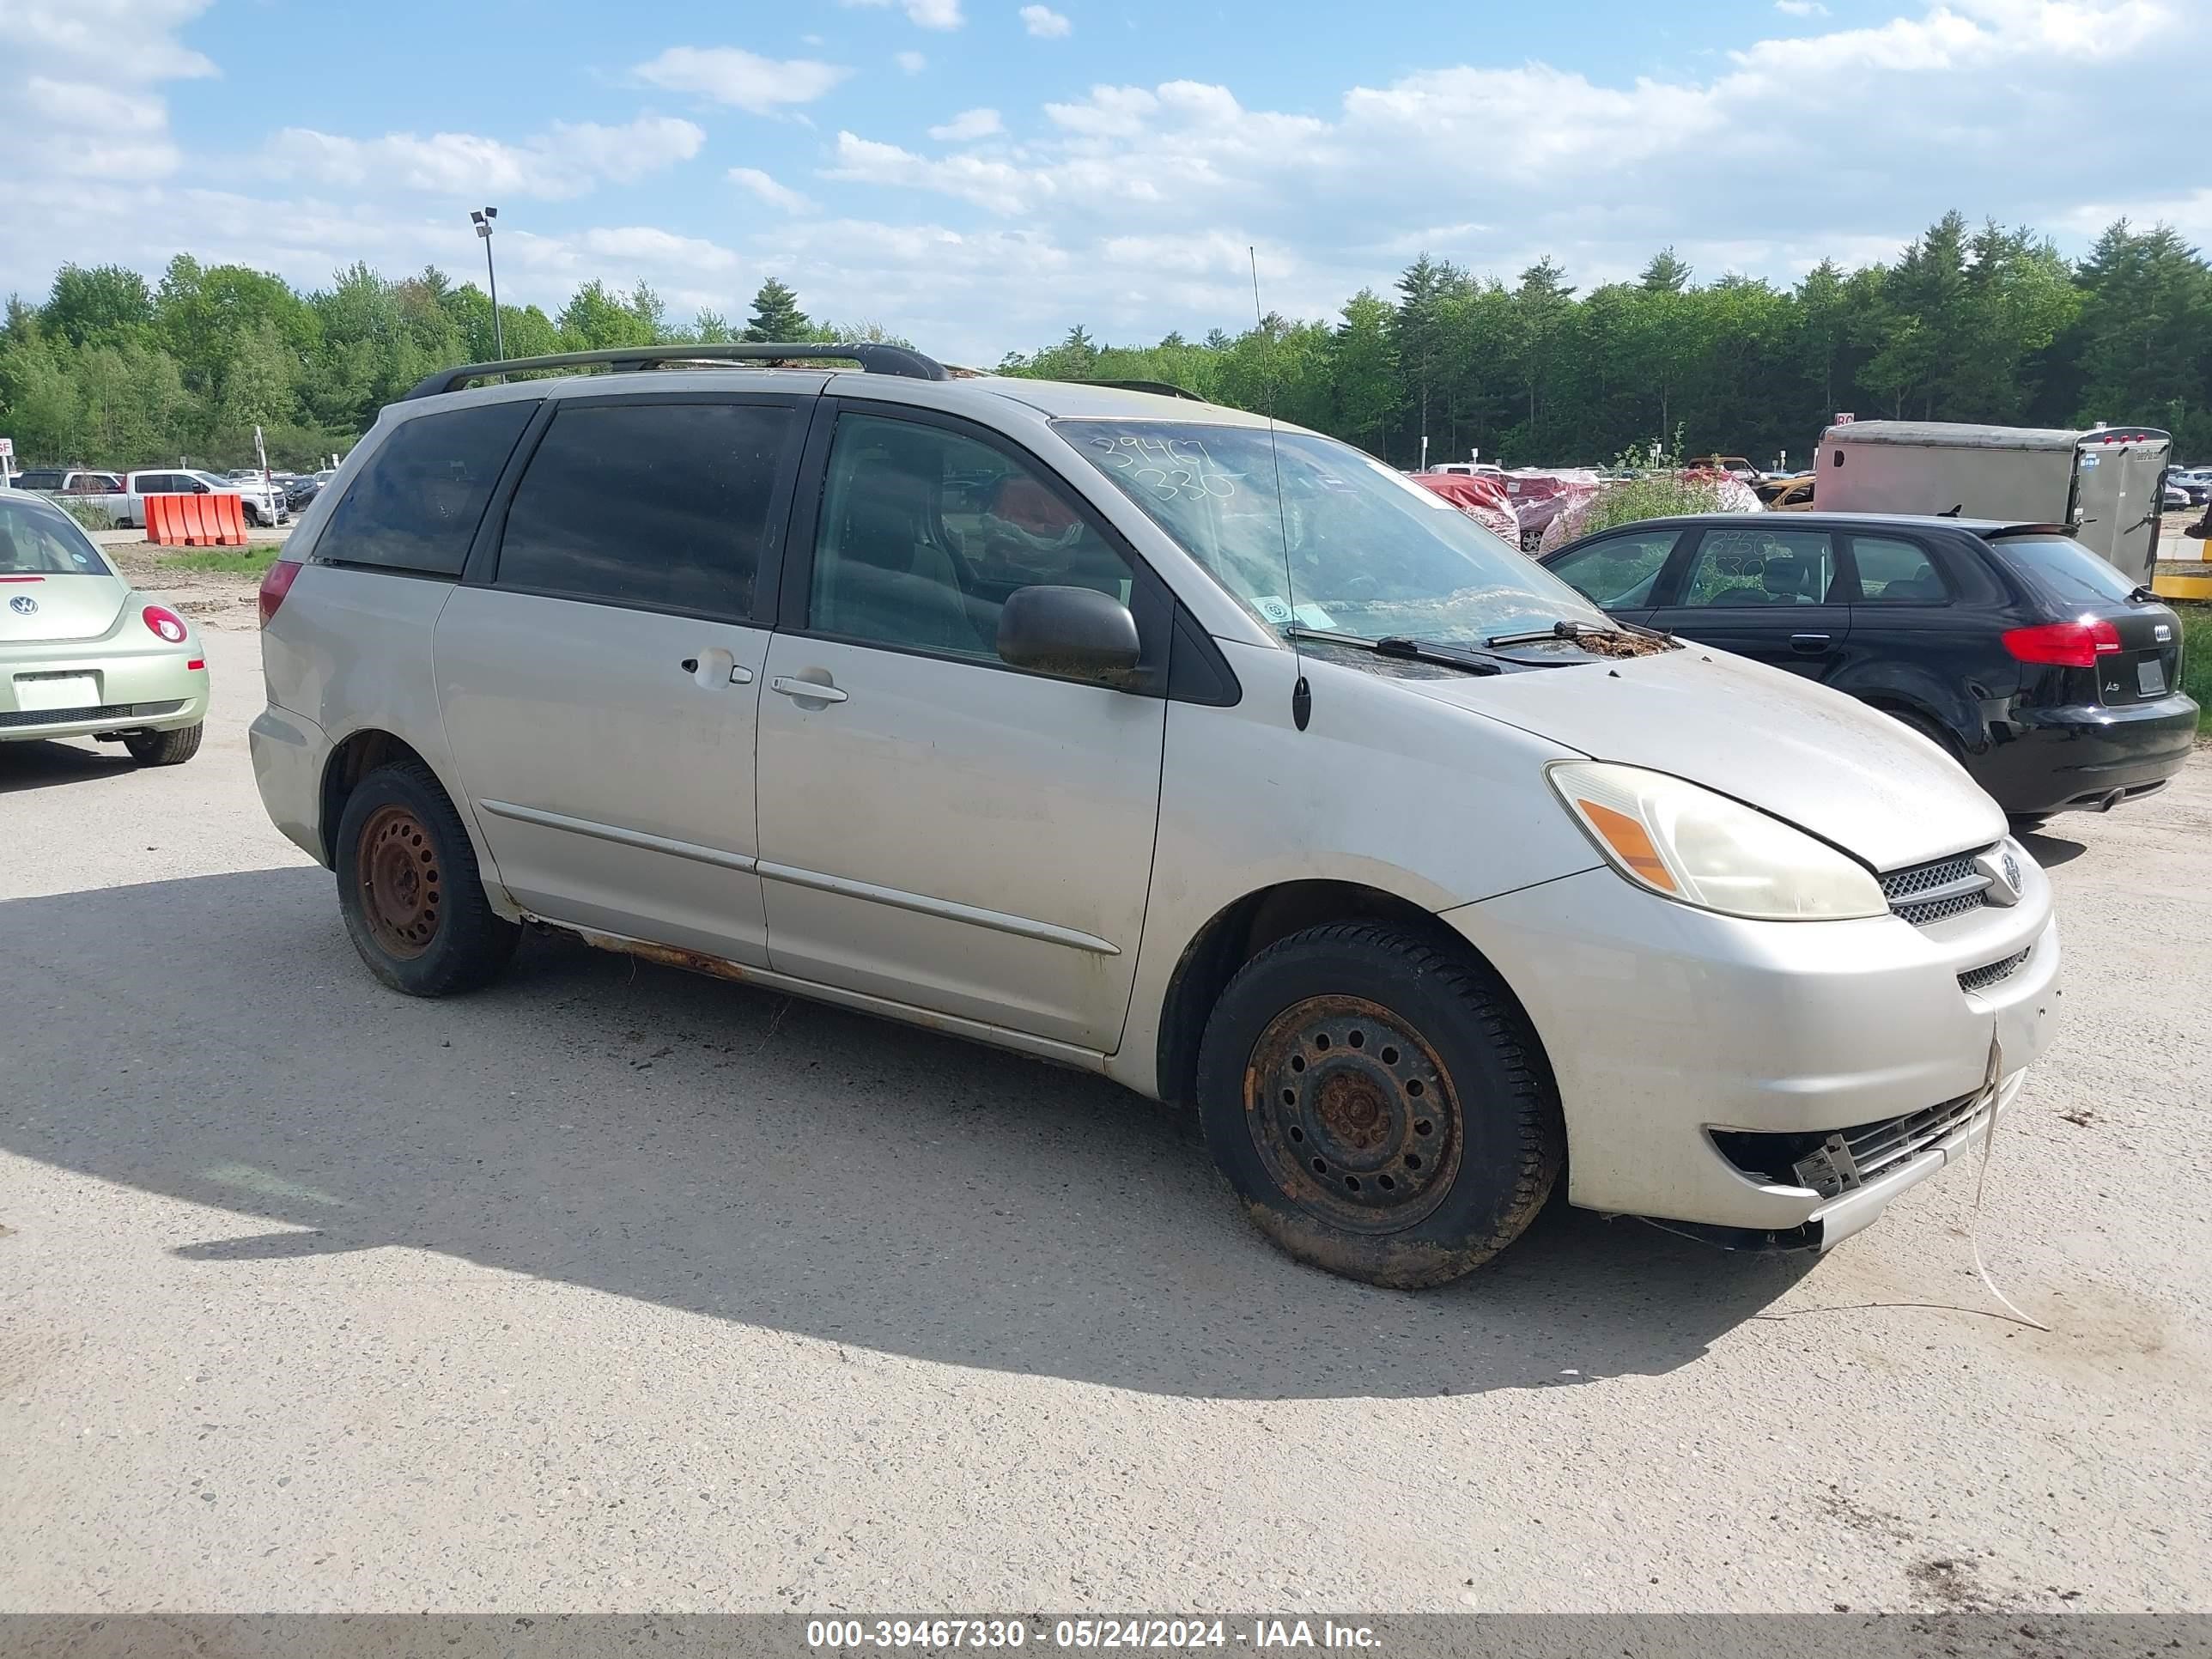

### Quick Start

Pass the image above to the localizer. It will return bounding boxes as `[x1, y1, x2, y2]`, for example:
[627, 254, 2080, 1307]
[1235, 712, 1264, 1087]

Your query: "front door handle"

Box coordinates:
[1789, 633, 1832, 654]
[770, 675, 848, 705]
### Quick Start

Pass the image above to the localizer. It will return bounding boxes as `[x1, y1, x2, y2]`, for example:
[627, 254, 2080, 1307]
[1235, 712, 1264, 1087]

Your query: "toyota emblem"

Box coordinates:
[9, 594, 36, 616]
[1973, 848, 2023, 908]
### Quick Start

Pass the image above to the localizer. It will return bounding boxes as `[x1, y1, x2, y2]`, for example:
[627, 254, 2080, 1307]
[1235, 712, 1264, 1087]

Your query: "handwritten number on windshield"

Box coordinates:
[1090, 434, 1237, 503]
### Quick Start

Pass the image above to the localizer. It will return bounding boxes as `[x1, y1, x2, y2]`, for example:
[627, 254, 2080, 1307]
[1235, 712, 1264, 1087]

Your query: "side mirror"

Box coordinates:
[996, 585, 1142, 686]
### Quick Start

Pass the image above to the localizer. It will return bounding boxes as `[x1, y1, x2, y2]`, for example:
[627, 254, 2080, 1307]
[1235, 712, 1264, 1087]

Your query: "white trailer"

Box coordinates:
[1816, 420, 2171, 586]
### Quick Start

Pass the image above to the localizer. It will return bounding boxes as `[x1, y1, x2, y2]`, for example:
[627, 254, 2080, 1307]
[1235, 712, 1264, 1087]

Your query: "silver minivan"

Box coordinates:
[251, 344, 2061, 1287]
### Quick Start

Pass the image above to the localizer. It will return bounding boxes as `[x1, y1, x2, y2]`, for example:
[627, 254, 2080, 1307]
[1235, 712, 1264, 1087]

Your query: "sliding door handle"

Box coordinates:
[770, 675, 848, 705]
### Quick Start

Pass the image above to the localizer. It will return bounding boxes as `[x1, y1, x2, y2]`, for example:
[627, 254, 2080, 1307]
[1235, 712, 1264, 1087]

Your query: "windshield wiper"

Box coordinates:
[1485, 618, 1651, 647]
[1283, 627, 1503, 676]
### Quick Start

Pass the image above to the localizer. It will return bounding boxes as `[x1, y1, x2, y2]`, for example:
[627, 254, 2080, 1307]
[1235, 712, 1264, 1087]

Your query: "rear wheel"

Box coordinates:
[334, 761, 517, 996]
[1195, 921, 1563, 1288]
[124, 723, 201, 766]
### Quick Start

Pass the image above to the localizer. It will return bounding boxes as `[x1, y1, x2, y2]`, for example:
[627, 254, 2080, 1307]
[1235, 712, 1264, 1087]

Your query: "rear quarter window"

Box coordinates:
[314, 399, 538, 576]
[1988, 534, 2137, 606]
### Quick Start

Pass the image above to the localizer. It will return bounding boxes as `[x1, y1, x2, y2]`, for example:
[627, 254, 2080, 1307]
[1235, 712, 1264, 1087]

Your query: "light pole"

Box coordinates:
[470, 207, 503, 362]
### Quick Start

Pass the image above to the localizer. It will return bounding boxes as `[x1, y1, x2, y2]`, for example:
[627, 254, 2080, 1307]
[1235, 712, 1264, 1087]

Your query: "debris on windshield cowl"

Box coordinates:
[1486, 619, 1679, 657]
[1571, 629, 1676, 659]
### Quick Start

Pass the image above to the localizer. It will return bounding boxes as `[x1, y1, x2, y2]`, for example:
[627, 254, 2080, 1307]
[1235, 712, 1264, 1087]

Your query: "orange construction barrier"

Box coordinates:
[211, 492, 247, 545]
[182, 493, 213, 545]
[144, 494, 184, 545]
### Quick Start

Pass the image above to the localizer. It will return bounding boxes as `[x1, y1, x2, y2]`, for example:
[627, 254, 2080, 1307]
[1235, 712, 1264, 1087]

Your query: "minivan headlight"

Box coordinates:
[1547, 761, 1887, 921]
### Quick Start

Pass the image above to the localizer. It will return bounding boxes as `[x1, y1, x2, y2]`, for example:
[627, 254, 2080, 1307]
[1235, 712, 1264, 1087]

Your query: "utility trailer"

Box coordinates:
[1816, 421, 2171, 586]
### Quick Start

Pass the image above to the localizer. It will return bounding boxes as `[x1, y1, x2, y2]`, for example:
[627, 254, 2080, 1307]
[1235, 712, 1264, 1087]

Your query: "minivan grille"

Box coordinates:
[1880, 848, 1994, 926]
[1711, 1088, 1990, 1200]
[1959, 946, 2031, 994]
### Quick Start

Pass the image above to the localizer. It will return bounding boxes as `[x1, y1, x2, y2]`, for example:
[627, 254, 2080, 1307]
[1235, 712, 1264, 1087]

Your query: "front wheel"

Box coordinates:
[124, 723, 202, 766]
[1195, 921, 1564, 1288]
[334, 760, 518, 996]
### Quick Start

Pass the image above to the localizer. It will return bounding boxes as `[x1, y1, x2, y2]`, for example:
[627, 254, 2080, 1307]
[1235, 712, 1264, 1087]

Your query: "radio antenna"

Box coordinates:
[1251, 245, 1309, 730]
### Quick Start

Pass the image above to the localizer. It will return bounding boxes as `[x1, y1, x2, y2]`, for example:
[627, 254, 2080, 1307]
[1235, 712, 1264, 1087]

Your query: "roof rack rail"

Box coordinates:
[1085, 379, 1206, 401]
[402, 341, 949, 401]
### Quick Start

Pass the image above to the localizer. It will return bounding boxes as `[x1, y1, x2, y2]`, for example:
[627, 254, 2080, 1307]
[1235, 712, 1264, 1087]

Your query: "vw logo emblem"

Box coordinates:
[9, 594, 36, 616]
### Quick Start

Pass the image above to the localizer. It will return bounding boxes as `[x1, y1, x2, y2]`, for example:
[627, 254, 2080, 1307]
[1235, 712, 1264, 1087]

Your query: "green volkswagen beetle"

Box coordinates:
[1, 489, 209, 764]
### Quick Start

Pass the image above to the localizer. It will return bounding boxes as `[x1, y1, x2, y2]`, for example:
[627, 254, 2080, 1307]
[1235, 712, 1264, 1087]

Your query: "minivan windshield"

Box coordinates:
[1057, 421, 1609, 645]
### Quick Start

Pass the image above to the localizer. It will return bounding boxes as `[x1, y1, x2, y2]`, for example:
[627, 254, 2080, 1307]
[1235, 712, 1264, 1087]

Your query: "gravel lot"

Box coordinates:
[2, 596, 2209, 1615]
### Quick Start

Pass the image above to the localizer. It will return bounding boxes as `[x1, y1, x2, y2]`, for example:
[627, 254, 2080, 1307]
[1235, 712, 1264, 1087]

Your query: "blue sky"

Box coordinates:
[4, 0, 2205, 363]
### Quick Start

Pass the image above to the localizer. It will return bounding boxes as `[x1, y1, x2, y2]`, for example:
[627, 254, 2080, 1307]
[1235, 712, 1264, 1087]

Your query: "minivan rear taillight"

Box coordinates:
[258, 556, 301, 627]
[2002, 618, 2122, 668]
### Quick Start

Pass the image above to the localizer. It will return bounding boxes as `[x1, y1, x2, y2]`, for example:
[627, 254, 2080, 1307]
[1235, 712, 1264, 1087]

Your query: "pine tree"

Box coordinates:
[743, 278, 811, 343]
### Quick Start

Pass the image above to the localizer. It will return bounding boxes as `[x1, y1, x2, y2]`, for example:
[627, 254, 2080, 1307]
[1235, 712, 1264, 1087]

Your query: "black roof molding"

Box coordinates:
[402, 342, 949, 401]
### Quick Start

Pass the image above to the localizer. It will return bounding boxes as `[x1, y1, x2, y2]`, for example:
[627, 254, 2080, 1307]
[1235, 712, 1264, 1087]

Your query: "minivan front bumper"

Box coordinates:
[1442, 860, 2060, 1237]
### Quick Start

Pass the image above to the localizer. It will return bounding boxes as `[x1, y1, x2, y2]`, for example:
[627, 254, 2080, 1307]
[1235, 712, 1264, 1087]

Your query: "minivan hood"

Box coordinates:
[1401, 647, 2004, 872]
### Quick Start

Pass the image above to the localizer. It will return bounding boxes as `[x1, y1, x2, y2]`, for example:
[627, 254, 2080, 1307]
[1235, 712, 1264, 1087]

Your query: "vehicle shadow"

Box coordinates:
[2018, 827, 2088, 869]
[3, 867, 1815, 1401]
[0, 738, 137, 795]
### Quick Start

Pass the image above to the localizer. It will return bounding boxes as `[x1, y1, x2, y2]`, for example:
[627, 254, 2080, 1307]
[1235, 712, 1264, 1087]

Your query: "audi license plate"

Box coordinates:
[2138, 659, 2166, 697]
[14, 674, 96, 711]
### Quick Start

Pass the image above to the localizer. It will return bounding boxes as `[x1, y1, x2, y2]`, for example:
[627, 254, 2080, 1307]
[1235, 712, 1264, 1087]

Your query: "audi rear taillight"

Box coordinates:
[258, 557, 301, 627]
[2002, 618, 2121, 668]
[142, 604, 188, 644]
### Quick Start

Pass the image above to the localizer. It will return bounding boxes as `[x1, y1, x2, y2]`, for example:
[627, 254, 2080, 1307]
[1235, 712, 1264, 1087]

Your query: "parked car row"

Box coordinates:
[6, 465, 290, 527]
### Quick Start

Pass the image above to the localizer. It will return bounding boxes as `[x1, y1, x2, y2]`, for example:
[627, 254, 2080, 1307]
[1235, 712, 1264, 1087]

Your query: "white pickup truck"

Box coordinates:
[9, 468, 132, 521]
[10, 465, 287, 529]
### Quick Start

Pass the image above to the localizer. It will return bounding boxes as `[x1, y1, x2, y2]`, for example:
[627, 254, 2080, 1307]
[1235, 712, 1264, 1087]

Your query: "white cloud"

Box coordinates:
[731, 167, 813, 213]
[0, 0, 213, 185]
[896, 50, 928, 73]
[575, 226, 739, 273]
[632, 46, 852, 112]
[267, 116, 705, 202]
[928, 107, 1004, 142]
[841, 0, 966, 28]
[1774, 0, 1828, 14]
[1020, 4, 1072, 36]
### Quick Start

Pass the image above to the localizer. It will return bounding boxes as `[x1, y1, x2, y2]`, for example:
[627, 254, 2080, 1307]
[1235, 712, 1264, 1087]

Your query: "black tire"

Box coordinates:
[124, 723, 202, 766]
[1194, 921, 1564, 1289]
[333, 760, 518, 996]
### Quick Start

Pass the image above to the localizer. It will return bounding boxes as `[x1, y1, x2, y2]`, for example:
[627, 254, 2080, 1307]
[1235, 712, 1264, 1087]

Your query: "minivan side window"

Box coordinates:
[495, 401, 791, 618]
[316, 400, 536, 577]
[810, 412, 1133, 660]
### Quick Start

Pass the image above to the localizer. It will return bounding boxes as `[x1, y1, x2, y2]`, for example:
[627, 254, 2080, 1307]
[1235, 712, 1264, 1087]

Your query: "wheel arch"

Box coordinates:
[1150, 878, 1551, 1115]
[319, 729, 445, 868]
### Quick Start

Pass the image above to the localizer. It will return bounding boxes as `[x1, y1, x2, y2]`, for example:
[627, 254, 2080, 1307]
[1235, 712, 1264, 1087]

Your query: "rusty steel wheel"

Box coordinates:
[355, 802, 443, 960]
[1243, 994, 1463, 1234]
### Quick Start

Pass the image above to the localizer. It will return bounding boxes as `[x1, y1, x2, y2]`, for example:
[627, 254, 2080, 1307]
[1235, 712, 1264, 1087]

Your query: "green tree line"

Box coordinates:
[3, 210, 2208, 471]
[998, 212, 2212, 467]
[0, 264, 892, 469]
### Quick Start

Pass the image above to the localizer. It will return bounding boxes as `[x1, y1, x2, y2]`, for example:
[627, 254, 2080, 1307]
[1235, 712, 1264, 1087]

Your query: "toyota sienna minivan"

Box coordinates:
[251, 343, 2060, 1287]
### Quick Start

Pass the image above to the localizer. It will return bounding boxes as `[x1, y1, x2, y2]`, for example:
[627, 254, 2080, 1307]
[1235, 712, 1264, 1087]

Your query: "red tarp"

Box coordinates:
[1409, 472, 1520, 542]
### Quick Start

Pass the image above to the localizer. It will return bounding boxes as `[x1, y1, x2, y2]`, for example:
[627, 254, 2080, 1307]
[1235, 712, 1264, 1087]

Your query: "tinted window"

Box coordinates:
[1990, 534, 2137, 605]
[1547, 530, 1677, 607]
[1679, 526, 1839, 607]
[317, 400, 535, 576]
[15, 471, 63, 491]
[0, 497, 111, 575]
[812, 413, 1132, 661]
[1850, 535, 1948, 602]
[495, 401, 790, 617]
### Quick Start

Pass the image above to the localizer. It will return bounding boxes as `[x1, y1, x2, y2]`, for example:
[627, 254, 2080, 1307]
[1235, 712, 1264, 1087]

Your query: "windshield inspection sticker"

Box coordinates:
[1253, 595, 1294, 624]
